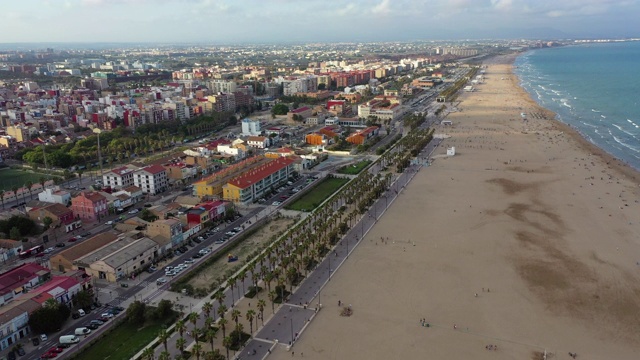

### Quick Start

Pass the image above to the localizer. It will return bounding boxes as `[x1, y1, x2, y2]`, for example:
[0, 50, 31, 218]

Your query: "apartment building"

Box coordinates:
[222, 157, 295, 204]
[133, 165, 168, 195]
[102, 166, 136, 189]
[70, 191, 108, 222]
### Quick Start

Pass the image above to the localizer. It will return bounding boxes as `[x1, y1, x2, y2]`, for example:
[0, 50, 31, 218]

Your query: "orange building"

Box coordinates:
[346, 126, 379, 145]
[305, 133, 325, 146]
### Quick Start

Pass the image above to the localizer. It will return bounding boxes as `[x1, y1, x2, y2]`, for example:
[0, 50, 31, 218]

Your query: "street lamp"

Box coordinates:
[93, 128, 104, 179]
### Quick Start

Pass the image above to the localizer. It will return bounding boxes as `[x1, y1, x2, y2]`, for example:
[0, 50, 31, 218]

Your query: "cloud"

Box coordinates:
[491, 0, 513, 11]
[372, 0, 391, 15]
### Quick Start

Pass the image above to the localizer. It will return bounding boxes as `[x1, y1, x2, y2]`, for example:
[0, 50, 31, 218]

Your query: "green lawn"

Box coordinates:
[336, 160, 372, 175]
[0, 168, 55, 192]
[72, 320, 168, 360]
[285, 177, 349, 212]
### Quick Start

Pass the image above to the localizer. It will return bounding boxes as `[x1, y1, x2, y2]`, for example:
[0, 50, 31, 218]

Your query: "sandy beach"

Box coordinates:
[268, 54, 640, 360]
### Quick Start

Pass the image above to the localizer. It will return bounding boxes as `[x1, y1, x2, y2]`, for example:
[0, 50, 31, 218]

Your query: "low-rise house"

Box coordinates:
[246, 136, 269, 149]
[70, 191, 108, 222]
[346, 126, 380, 145]
[0, 263, 51, 307]
[49, 232, 118, 273]
[28, 203, 81, 232]
[146, 218, 183, 250]
[37, 187, 71, 206]
[0, 239, 24, 263]
[223, 157, 295, 204]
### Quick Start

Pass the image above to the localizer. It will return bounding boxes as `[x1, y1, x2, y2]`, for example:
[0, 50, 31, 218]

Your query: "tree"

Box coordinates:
[158, 351, 170, 360]
[156, 299, 173, 319]
[158, 329, 169, 353]
[192, 343, 203, 360]
[73, 290, 93, 309]
[256, 299, 266, 325]
[206, 328, 217, 352]
[142, 347, 155, 360]
[176, 337, 186, 355]
[271, 104, 289, 116]
[42, 216, 53, 231]
[176, 320, 186, 338]
[202, 301, 213, 320]
[126, 300, 146, 324]
[245, 309, 256, 335]
[28, 301, 70, 333]
[189, 311, 200, 329]
[218, 317, 228, 340]
[222, 336, 232, 360]
[9, 226, 21, 241]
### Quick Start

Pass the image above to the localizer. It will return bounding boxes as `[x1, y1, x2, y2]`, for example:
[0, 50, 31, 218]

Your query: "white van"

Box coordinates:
[59, 335, 80, 344]
[78, 309, 86, 317]
[75, 327, 91, 335]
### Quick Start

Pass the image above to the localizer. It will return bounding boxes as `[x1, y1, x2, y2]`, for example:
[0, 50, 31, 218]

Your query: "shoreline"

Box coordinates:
[266, 53, 640, 360]
[511, 49, 640, 179]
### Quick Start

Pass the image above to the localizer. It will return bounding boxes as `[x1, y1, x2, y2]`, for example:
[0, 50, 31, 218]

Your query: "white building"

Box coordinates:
[133, 165, 168, 195]
[217, 144, 246, 160]
[246, 136, 269, 149]
[38, 187, 71, 205]
[207, 80, 237, 93]
[241, 118, 261, 136]
[102, 166, 136, 189]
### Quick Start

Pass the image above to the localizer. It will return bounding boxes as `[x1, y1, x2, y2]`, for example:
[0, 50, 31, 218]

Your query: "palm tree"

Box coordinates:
[158, 351, 170, 360]
[25, 181, 33, 200]
[0, 190, 5, 209]
[205, 327, 217, 351]
[192, 327, 201, 345]
[189, 311, 200, 329]
[222, 336, 232, 360]
[234, 323, 244, 348]
[158, 329, 169, 353]
[141, 347, 154, 360]
[256, 300, 266, 326]
[230, 309, 241, 330]
[176, 337, 186, 355]
[228, 277, 236, 303]
[268, 291, 276, 314]
[216, 304, 227, 322]
[203, 302, 213, 320]
[218, 317, 228, 340]
[245, 309, 256, 335]
[192, 343, 203, 360]
[176, 320, 186, 338]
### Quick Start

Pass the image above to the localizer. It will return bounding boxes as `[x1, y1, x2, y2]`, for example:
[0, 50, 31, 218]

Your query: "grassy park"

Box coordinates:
[337, 160, 371, 175]
[285, 177, 349, 212]
[0, 168, 51, 191]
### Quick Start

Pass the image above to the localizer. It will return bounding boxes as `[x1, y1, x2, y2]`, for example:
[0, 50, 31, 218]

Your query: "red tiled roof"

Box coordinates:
[79, 191, 106, 203]
[0, 263, 49, 296]
[291, 106, 311, 113]
[228, 158, 295, 189]
[139, 164, 166, 175]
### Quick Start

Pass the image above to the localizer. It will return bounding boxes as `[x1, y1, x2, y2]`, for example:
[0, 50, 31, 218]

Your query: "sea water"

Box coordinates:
[515, 42, 640, 170]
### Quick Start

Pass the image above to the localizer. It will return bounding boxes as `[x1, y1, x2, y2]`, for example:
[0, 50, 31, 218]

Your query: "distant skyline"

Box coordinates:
[1, 0, 639, 44]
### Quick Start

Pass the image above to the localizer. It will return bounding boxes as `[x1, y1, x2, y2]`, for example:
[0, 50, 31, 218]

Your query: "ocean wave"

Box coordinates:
[627, 119, 639, 128]
[560, 99, 572, 108]
[612, 124, 636, 136]
[612, 135, 640, 153]
[601, 115, 606, 119]
[592, 109, 600, 113]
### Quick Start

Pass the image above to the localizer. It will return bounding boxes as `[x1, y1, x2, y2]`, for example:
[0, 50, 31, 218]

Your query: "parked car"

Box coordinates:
[17, 347, 26, 356]
[39, 353, 57, 359]
[193, 238, 202, 244]
[55, 243, 66, 248]
[86, 324, 99, 330]
[128, 209, 139, 214]
[156, 277, 168, 285]
[105, 221, 114, 225]
[48, 347, 64, 353]
[68, 237, 77, 242]
[72, 313, 80, 319]
[81, 232, 91, 237]
[32, 337, 40, 346]
[44, 247, 55, 254]
[40, 334, 48, 341]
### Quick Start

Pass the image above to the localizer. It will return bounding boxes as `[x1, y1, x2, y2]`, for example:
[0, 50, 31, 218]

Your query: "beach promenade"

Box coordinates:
[265, 54, 640, 360]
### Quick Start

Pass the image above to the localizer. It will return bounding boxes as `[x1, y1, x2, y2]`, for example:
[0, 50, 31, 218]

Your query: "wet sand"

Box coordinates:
[268, 54, 640, 360]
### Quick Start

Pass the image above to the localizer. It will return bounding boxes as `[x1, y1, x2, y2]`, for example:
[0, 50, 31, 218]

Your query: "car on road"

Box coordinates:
[233, 227, 242, 232]
[40, 334, 48, 341]
[55, 243, 66, 248]
[128, 209, 139, 214]
[68, 237, 78, 242]
[156, 277, 168, 285]
[271, 201, 281, 206]
[81, 232, 91, 237]
[44, 247, 55, 254]
[105, 221, 114, 225]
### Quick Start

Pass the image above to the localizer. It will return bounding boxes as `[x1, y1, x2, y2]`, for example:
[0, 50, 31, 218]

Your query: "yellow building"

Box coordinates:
[223, 157, 296, 204]
[6, 126, 30, 142]
[192, 156, 269, 198]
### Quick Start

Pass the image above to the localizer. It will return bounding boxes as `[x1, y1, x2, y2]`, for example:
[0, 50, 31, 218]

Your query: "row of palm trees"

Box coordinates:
[140, 124, 435, 359]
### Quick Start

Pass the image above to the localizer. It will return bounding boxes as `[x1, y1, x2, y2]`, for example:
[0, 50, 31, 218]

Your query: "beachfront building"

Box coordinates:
[133, 165, 169, 195]
[222, 157, 295, 204]
[70, 191, 108, 222]
[192, 156, 269, 198]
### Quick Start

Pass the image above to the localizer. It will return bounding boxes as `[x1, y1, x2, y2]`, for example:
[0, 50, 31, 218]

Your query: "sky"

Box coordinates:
[1, 0, 639, 44]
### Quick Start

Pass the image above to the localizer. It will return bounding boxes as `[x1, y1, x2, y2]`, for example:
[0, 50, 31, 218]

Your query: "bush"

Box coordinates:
[228, 330, 251, 351]
[244, 286, 262, 299]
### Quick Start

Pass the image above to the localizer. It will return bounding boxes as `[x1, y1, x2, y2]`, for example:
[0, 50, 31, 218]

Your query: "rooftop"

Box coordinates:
[228, 157, 295, 189]
[0, 263, 50, 296]
[53, 232, 118, 262]
[137, 164, 166, 175]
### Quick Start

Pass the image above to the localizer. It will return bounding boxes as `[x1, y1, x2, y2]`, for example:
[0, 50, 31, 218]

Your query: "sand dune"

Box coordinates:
[268, 54, 640, 360]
